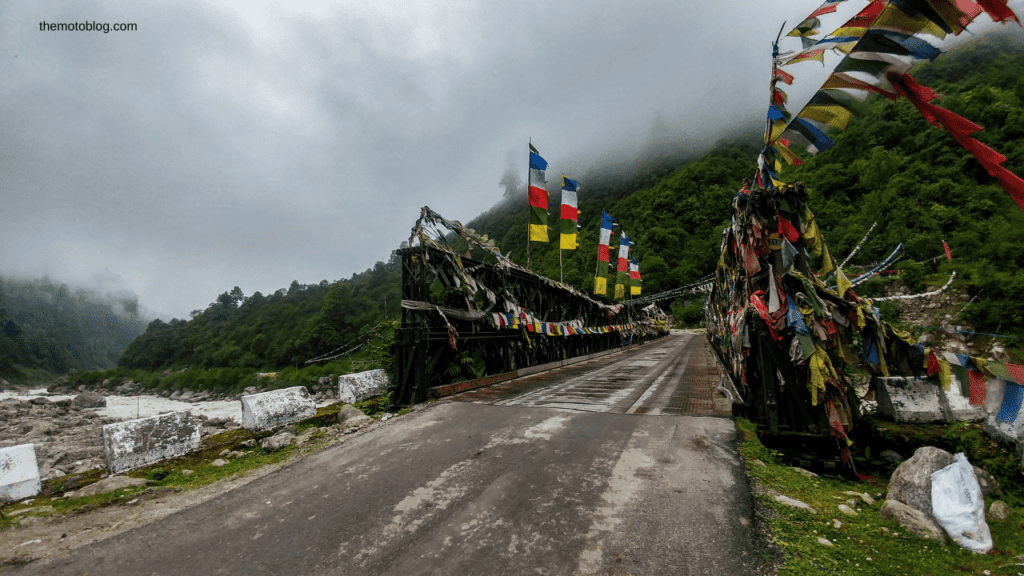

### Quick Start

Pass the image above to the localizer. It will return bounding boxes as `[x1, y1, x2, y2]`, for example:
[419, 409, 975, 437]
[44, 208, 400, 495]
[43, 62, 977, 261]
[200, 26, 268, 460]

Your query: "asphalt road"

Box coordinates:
[8, 333, 767, 575]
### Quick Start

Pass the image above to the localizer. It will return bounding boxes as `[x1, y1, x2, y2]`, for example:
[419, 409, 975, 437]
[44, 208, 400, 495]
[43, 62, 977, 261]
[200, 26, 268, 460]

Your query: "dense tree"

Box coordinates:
[0, 276, 149, 379]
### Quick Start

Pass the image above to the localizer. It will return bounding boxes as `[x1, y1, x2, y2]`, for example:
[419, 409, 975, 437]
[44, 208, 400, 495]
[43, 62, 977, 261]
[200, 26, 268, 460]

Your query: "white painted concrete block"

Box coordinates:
[983, 404, 1024, 459]
[241, 386, 316, 431]
[876, 377, 944, 423]
[983, 378, 1005, 415]
[940, 383, 986, 422]
[103, 411, 201, 474]
[0, 444, 41, 501]
[338, 369, 391, 404]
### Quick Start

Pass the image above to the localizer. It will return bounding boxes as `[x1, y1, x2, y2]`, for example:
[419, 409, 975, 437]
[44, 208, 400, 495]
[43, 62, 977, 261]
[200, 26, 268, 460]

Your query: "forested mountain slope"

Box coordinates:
[116, 254, 400, 371]
[782, 30, 1024, 341]
[466, 30, 1024, 351]
[0, 276, 147, 380]
[66, 30, 1024, 380]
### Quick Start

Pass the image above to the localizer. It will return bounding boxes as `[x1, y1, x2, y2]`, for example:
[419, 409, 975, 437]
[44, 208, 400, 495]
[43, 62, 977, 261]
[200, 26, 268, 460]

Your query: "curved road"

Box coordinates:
[6, 332, 767, 575]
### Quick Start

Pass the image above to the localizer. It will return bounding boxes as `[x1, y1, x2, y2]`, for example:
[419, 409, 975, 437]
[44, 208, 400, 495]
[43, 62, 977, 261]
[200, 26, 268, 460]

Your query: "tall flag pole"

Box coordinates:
[559, 175, 581, 282]
[614, 232, 631, 300]
[527, 141, 549, 269]
[594, 210, 615, 295]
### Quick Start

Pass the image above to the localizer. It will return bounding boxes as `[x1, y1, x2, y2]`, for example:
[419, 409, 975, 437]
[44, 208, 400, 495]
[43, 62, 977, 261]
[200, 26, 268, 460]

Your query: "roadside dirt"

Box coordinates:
[1, 460, 285, 568]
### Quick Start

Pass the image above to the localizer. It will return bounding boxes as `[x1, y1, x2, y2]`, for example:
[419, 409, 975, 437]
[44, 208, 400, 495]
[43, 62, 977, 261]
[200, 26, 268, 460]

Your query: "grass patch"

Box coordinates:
[1, 397, 405, 532]
[738, 418, 1024, 575]
[0, 400, 395, 532]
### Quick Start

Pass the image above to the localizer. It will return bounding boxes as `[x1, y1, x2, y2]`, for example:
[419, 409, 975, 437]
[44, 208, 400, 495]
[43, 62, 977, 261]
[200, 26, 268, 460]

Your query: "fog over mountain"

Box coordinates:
[2, 0, 1019, 319]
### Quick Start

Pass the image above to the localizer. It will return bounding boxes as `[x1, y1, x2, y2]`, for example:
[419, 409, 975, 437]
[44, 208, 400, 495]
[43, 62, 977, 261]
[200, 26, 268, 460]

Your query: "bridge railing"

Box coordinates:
[393, 207, 667, 405]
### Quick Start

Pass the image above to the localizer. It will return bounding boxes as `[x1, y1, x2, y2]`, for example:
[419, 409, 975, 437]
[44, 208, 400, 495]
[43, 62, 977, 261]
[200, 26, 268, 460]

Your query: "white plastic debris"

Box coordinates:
[931, 453, 993, 553]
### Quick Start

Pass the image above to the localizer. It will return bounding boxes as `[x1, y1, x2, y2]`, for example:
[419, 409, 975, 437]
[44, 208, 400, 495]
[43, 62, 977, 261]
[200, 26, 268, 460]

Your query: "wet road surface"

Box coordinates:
[6, 333, 765, 576]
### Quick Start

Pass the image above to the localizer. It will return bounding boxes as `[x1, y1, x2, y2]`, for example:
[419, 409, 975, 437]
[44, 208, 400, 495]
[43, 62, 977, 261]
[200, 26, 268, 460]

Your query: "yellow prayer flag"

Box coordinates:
[938, 359, 952, 390]
[821, 245, 834, 274]
[800, 104, 853, 131]
[836, 268, 852, 298]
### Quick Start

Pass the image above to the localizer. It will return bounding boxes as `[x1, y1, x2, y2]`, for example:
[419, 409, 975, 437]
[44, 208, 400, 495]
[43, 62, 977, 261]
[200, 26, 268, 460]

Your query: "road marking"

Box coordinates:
[576, 428, 653, 575]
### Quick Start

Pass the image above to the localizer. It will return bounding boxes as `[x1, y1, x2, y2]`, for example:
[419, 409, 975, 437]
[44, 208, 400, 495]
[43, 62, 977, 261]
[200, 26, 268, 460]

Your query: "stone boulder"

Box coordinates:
[64, 475, 150, 499]
[989, 501, 1010, 522]
[337, 405, 372, 428]
[72, 392, 106, 409]
[973, 466, 1000, 498]
[880, 500, 947, 542]
[887, 446, 954, 515]
[261, 432, 295, 451]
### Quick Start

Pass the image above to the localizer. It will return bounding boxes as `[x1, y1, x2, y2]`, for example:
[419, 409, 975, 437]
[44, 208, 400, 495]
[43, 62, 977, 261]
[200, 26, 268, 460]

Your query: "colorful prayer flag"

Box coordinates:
[560, 176, 580, 250]
[629, 258, 641, 296]
[528, 144, 548, 242]
[615, 233, 630, 300]
[598, 211, 614, 262]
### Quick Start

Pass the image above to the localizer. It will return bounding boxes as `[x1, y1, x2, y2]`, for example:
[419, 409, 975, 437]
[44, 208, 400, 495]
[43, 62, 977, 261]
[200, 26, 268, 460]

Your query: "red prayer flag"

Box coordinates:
[927, 350, 941, 376]
[968, 370, 987, 406]
[777, 216, 801, 242]
[773, 68, 794, 85]
[975, 0, 1019, 22]
[1006, 363, 1024, 385]
[943, 240, 952, 262]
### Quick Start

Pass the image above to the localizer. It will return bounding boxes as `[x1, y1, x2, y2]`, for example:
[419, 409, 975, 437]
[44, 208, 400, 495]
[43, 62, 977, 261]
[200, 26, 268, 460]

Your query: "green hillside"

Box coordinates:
[466, 31, 1024, 356]
[0, 276, 147, 381]
[781, 31, 1024, 342]
[117, 256, 401, 372]
[54, 30, 1024, 388]
[467, 141, 763, 295]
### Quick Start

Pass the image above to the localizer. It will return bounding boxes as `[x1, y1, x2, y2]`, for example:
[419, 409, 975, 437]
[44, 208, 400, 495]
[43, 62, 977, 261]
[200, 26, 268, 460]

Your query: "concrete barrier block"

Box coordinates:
[875, 377, 944, 423]
[102, 411, 201, 474]
[0, 444, 41, 501]
[338, 369, 390, 404]
[241, 386, 316, 431]
[940, 382, 986, 422]
[983, 401, 1024, 458]
[983, 378, 1006, 415]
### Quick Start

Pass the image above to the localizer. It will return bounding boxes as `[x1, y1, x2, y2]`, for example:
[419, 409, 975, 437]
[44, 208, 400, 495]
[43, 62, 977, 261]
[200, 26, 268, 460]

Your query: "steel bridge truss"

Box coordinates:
[394, 210, 667, 405]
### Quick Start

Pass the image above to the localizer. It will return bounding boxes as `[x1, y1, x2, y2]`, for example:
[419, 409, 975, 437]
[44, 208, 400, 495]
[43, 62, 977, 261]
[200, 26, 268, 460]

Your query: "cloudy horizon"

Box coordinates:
[2, 0, 1020, 319]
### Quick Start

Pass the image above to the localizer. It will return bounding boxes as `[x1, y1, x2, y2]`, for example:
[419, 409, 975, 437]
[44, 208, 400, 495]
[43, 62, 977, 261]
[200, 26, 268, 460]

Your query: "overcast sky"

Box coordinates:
[1, 0, 1020, 319]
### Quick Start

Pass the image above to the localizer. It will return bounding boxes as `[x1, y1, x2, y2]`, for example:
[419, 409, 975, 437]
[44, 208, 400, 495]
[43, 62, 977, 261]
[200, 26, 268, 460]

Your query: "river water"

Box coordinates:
[1, 389, 248, 423]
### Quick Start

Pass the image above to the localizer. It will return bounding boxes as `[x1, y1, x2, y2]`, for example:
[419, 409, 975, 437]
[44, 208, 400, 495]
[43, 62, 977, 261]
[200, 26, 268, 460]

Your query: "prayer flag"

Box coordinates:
[996, 381, 1023, 423]
[529, 144, 549, 242]
[560, 176, 580, 250]
[943, 240, 952, 261]
[598, 211, 615, 262]
[857, 29, 942, 61]
[629, 258, 641, 296]
[821, 72, 898, 101]
[615, 233, 630, 300]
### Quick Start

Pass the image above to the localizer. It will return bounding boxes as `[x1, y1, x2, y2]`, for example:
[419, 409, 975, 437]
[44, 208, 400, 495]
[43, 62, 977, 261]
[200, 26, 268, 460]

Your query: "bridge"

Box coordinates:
[5, 331, 763, 576]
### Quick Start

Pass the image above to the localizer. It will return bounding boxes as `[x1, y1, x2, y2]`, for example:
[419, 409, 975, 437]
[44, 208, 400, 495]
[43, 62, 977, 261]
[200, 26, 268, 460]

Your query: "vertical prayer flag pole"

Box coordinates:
[559, 175, 581, 283]
[594, 211, 614, 296]
[527, 139, 533, 269]
[527, 141, 549, 270]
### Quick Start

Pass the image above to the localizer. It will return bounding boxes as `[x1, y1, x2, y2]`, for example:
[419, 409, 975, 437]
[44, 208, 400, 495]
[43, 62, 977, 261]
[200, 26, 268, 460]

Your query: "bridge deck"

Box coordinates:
[449, 331, 731, 417]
